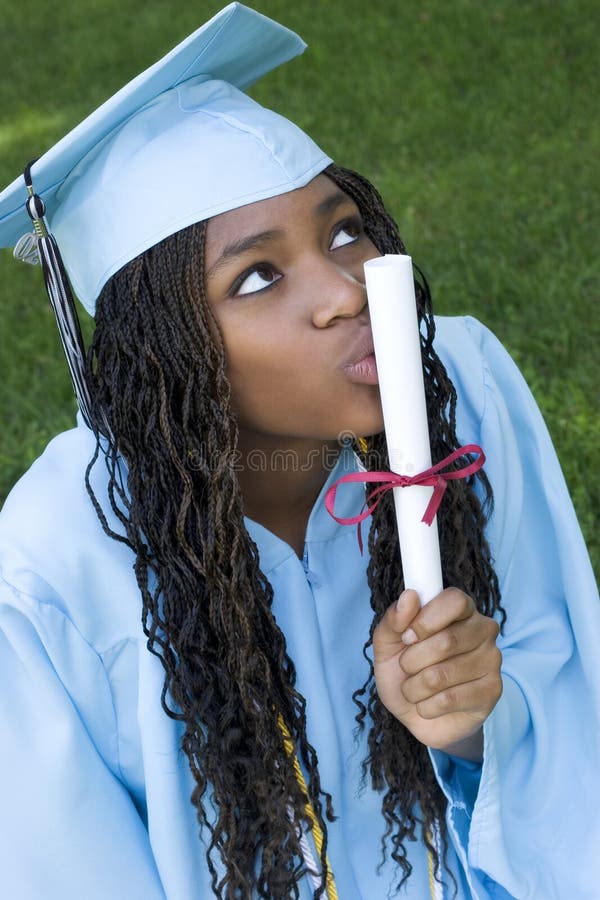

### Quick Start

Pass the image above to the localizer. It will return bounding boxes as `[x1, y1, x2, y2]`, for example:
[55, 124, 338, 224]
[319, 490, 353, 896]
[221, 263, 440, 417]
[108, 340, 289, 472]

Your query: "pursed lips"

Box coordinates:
[340, 327, 379, 385]
[342, 328, 375, 370]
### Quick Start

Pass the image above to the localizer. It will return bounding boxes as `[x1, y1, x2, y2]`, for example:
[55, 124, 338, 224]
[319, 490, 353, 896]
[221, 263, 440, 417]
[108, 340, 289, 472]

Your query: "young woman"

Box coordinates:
[0, 5, 598, 899]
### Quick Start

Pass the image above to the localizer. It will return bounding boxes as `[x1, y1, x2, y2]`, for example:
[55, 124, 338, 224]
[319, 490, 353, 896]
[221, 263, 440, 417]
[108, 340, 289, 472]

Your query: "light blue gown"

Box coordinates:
[1, 316, 598, 899]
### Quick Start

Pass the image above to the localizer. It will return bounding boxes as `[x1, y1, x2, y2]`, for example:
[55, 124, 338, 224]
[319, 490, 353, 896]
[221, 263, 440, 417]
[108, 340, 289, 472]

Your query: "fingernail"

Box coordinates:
[396, 590, 410, 612]
[401, 628, 418, 645]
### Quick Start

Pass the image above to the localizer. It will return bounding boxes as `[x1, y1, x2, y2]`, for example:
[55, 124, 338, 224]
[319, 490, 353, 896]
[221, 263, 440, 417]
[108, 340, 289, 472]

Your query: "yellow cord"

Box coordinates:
[357, 436, 369, 454]
[278, 715, 439, 899]
[427, 834, 436, 897]
[278, 715, 339, 899]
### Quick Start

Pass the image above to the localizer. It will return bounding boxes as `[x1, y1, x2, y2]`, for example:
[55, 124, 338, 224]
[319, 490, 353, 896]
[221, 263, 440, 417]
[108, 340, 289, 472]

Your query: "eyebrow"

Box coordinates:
[206, 229, 283, 280]
[314, 190, 352, 219]
[206, 189, 354, 281]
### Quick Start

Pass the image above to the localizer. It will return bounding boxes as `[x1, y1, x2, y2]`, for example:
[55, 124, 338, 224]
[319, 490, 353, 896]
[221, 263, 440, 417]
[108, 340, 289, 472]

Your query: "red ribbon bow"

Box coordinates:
[324, 443, 486, 554]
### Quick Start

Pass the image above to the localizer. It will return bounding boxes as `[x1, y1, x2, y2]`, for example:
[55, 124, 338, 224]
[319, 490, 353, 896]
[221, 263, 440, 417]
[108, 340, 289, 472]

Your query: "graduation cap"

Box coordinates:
[0, 2, 331, 429]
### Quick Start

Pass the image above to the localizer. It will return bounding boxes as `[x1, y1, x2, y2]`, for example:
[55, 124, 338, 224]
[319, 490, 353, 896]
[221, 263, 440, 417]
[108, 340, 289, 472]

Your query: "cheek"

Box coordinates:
[213, 308, 385, 440]
[226, 331, 321, 431]
[228, 343, 384, 440]
[214, 313, 296, 419]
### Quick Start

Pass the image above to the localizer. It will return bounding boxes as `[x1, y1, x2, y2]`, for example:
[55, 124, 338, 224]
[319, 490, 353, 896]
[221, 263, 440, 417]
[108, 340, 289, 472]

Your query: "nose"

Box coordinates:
[311, 259, 369, 328]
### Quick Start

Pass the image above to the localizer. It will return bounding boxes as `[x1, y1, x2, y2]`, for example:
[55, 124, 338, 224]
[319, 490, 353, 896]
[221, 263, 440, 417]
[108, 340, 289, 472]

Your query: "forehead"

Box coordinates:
[205, 174, 353, 251]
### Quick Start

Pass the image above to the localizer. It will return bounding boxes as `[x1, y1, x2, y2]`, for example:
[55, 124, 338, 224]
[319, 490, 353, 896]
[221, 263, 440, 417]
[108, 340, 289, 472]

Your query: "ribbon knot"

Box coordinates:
[324, 443, 485, 554]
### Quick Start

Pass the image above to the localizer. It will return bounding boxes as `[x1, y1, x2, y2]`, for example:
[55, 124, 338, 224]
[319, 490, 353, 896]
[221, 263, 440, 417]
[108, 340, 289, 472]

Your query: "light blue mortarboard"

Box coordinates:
[0, 3, 331, 430]
[0, 2, 331, 315]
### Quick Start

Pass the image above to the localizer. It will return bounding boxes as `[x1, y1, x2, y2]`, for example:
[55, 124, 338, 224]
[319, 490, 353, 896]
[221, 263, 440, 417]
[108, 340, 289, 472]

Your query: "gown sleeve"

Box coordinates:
[429, 316, 600, 899]
[0, 570, 167, 900]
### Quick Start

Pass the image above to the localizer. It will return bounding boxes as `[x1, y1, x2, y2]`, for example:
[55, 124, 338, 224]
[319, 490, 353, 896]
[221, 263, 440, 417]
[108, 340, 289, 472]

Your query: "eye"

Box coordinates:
[234, 265, 282, 297]
[330, 218, 362, 250]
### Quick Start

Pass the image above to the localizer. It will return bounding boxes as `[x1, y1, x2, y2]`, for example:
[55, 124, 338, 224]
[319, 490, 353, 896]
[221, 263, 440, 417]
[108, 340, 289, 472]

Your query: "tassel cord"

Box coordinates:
[20, 161, 113, 443]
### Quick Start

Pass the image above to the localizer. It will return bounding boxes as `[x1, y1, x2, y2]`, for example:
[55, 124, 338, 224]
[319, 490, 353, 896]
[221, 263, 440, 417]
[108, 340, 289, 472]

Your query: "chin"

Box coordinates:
[330, 420, 385, 444]
[337, 398, 384, 440]
[363, 426, 386, 439]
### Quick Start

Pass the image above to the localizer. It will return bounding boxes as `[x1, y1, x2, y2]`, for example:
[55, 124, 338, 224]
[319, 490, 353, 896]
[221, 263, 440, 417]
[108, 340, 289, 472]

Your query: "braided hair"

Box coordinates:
[85, 163, 503, 898]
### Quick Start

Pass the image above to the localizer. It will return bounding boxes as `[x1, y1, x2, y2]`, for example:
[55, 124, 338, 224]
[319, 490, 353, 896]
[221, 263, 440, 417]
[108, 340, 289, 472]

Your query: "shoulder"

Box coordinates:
[432, 316, 531, 575]
[0, 424, 141, 650]
[2, 423, 97, 518]
[433, 315, 499, 443]
[433, 313, 512, 387]
[433, 314, 541, 432]
[0, 424, 99, 557]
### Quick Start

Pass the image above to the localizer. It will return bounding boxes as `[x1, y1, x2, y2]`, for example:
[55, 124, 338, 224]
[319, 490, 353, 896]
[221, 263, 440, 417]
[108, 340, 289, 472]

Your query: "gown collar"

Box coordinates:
[243, 443, 366, 574]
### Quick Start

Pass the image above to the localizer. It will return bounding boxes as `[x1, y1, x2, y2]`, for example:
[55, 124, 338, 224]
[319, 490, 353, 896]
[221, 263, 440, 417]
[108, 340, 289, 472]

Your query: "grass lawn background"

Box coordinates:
[1, 0, 598, 578]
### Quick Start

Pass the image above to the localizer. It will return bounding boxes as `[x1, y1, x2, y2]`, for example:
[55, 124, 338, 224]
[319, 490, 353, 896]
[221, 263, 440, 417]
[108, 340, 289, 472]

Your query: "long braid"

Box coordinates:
[86, 222, 333, 899]
[326, 164, 503, 889]
[84, 164, 503, 897]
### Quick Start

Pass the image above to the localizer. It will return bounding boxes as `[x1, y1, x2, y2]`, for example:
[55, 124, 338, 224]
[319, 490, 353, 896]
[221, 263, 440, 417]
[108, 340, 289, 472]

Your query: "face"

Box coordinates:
[204, 174, 384, 450]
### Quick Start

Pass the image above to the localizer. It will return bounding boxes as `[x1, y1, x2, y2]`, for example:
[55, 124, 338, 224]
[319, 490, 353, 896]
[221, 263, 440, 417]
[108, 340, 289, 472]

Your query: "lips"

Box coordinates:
[342, 328, 379, 385]
[343, 329, 375, 369]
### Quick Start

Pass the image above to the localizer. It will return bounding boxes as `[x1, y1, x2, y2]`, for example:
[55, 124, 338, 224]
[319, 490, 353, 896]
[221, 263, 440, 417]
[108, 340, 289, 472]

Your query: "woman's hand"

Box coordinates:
[373, 588, 502, 760]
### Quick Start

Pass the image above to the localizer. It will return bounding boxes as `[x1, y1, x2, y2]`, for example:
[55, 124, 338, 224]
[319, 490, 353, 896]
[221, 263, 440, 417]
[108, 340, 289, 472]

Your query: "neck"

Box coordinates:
[235, 431, 340, 557]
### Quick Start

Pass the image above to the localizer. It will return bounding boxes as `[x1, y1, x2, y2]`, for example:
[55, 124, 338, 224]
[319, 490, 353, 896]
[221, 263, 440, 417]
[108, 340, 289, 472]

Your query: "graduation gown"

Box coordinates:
[1, 316, 598, 899]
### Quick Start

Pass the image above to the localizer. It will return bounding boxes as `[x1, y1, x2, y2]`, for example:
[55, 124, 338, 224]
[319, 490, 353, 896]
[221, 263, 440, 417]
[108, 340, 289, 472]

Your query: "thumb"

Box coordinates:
[374, 589, 421, 652]
[394, 588, 421, 635]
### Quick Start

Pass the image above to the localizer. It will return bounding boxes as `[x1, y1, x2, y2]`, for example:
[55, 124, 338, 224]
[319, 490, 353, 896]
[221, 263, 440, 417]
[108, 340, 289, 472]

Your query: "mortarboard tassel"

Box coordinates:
[15, 161, 101, 436]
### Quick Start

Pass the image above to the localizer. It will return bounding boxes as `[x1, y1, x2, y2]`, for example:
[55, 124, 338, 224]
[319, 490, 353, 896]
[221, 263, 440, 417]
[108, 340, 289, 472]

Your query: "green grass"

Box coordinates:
[1, 0, 598, 578]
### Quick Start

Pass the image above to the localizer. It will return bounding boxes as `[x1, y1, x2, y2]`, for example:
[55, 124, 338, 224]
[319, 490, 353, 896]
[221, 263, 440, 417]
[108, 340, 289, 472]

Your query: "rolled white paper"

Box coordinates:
[364, 254, 443, 605]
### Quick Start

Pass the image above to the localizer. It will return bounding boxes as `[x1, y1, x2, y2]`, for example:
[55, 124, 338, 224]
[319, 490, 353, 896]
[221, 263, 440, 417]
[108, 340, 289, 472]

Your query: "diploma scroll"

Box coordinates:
[364, 254, 443, 606]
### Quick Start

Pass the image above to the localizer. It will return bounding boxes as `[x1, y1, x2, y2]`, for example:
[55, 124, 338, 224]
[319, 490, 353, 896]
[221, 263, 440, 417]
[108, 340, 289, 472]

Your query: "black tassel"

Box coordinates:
[21, 161, 112, 442]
